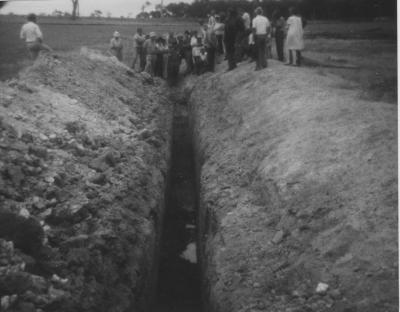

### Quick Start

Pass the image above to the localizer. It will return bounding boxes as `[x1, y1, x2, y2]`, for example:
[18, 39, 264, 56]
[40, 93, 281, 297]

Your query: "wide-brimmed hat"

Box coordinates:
[113, 31, 120, 37]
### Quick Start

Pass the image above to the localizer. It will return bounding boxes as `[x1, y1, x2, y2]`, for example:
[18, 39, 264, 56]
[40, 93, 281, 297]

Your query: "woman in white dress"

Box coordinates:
[285, 7, 304, 66]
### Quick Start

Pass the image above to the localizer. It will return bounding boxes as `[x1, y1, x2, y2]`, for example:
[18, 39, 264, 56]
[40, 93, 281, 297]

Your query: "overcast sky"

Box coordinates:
[0, 0, 192, 17]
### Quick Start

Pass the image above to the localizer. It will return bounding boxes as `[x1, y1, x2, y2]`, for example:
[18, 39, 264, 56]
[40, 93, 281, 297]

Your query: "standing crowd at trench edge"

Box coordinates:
[20, 6, 305, 85]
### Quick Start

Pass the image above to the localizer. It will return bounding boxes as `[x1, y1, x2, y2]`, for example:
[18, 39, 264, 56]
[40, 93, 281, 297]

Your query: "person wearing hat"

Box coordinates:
[143, 32, 158, 75]
[109, 31, 123, 61]
[20, 13, 52, 59]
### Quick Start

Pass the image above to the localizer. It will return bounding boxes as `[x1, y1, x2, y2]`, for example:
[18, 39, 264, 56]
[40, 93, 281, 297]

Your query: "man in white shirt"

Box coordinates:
[252, 7, 271, 70]
[20, 14, 51, 59]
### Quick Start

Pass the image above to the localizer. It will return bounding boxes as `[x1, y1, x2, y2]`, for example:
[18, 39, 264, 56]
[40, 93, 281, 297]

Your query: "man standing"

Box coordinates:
[20, 13, 52, 59]
[224, 8, 244, 71]
[182, 31, 193, 74]
[252, 7, 271, 71]
[203, 24, 217, 72]
[143, 32, 158, 76]
[272, 10, 286, 62]
[109, 31, 123, 62]
[132, 28, 146, 71]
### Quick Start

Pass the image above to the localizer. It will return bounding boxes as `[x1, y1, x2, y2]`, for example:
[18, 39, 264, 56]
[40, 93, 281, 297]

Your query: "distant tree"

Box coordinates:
[71, 0, 79, 20]
[106, 11, 112, 18]
[166, 2, 190, 17]
[136, 11, 150, 19]
[150, 10, 161, 18]
[91, 10, 103, 18]
[160, 0, 396, 20]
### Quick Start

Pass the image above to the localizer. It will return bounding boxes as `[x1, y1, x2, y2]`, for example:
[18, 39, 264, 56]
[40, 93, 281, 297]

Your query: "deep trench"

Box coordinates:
[152, 100, 202, 312]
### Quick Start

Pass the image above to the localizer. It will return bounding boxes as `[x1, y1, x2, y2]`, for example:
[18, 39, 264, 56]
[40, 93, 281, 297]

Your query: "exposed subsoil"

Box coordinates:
[153, 98, 202, 312]
[187, 60, 398, 312]
[0, 45, 397, 312]
[0, 49, 173, 312]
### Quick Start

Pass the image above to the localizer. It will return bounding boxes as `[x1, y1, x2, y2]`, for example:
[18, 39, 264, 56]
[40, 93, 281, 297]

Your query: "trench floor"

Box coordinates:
[153, 102, 202, 312]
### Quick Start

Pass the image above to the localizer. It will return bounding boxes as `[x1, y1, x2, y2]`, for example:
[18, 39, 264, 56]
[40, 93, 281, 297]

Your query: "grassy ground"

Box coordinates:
[303, 38, 397, 103]
[0, 16, 397, 103]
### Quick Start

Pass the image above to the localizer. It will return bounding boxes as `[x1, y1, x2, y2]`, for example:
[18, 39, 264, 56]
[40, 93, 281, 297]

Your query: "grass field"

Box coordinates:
[0, 15, 397, 103]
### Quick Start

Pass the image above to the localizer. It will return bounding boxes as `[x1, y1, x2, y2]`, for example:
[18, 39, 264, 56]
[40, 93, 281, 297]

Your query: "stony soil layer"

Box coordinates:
[0, 50, 172, 312]
[188, 61, 398, 312]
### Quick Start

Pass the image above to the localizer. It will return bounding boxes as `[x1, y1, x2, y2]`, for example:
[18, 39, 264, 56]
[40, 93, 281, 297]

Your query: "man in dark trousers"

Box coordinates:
[224, 7, 245, 71]
[252, 7, 271, 70]
[272, 9, 286, 62]
[204, 24, 217, 72]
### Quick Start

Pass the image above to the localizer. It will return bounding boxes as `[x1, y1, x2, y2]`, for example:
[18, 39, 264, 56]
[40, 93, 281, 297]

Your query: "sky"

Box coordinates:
[0, 0, 192, 17]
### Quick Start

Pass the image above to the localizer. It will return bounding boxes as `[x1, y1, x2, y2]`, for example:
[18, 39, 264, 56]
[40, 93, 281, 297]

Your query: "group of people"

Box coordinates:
[20, 6, 305, 84]
[116, 5, 305, 81]
[222, 6, 305, 71]
[109, 25, 221, 85]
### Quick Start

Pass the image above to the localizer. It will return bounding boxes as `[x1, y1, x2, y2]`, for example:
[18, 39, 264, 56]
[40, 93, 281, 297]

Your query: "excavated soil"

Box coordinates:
[0, 46, 397, 312]
[0, 50, 173, 312]
[187, 60, 397, 312]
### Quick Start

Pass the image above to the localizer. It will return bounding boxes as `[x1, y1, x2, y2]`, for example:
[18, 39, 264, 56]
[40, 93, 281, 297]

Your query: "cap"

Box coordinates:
[113, 31, 120, 37]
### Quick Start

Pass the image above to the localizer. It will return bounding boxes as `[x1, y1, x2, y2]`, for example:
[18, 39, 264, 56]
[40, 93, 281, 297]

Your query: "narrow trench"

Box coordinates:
[152, 100, 202, 312]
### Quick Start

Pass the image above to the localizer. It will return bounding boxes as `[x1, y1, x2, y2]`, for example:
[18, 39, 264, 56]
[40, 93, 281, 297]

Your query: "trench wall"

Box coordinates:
[0, 50, 172, 312]
[188, 62, 398, 312]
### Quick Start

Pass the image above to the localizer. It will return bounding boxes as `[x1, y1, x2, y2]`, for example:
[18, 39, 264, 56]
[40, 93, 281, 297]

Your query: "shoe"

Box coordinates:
[284, 62, 293, 66]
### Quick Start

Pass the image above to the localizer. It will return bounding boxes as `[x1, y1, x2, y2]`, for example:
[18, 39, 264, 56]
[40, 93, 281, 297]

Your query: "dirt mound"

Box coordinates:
[188, 60, 397, 312]
[0, 50, 172, 312]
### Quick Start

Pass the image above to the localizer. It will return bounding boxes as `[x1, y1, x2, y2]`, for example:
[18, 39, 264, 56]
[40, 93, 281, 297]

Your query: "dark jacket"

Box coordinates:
[224, 15, 245, 45]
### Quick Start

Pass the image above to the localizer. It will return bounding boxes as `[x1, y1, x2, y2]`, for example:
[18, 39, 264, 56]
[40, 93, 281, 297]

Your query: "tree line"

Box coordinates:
[165, 0, 396, 20]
